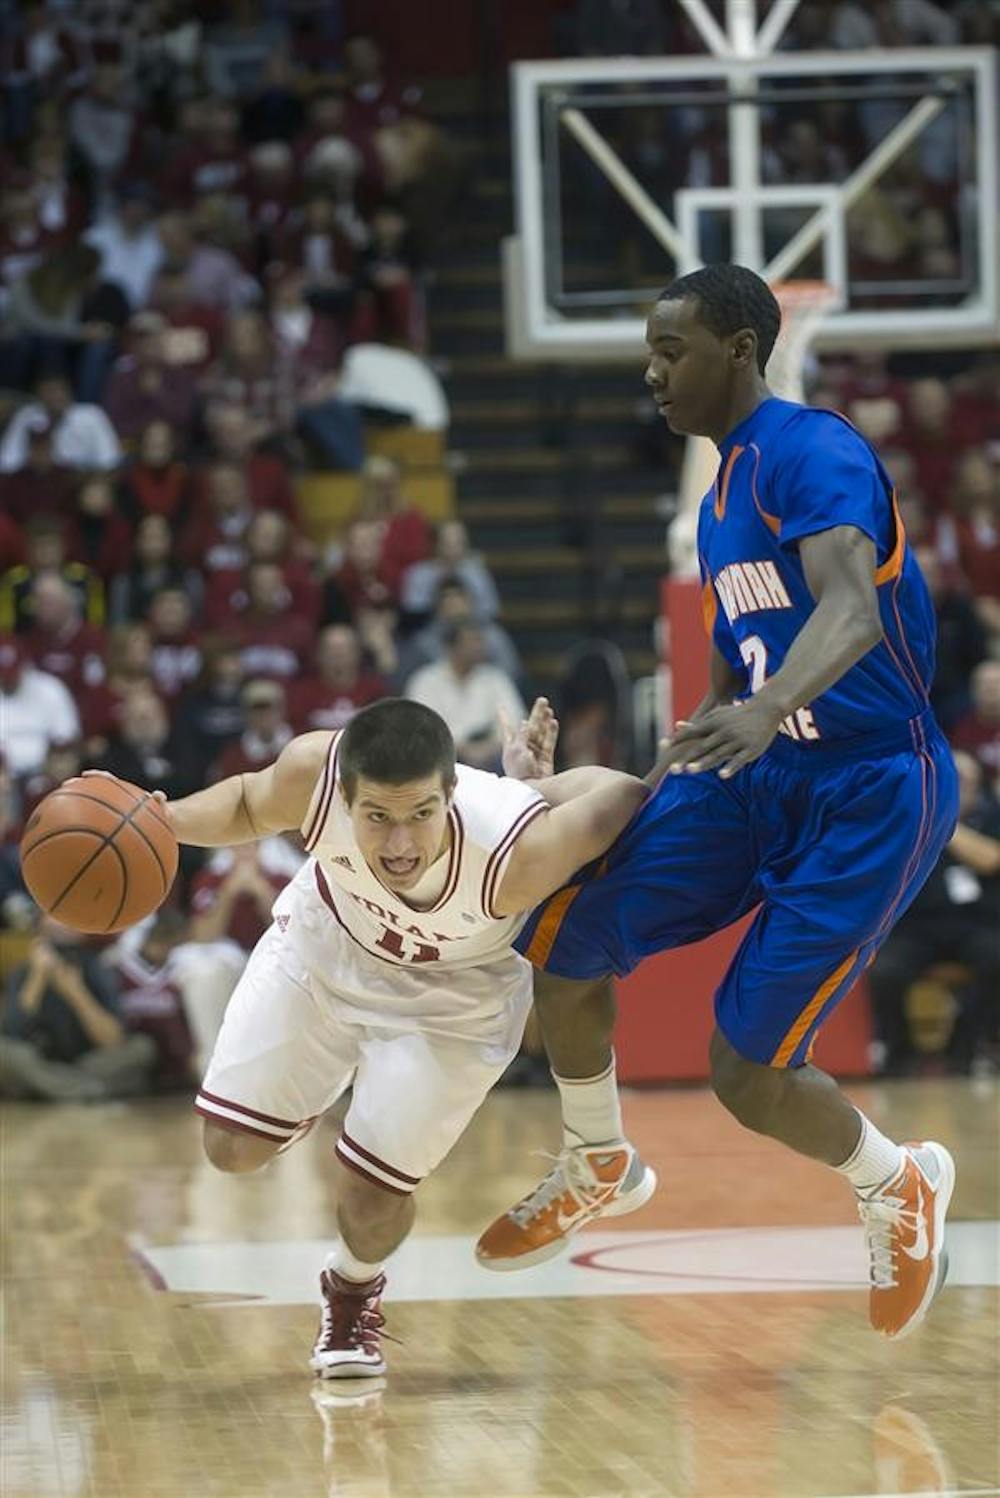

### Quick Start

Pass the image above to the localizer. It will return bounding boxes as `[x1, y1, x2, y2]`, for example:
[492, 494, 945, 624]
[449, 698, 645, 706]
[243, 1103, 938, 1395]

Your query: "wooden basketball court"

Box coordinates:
[3, 1078, 998, 1498]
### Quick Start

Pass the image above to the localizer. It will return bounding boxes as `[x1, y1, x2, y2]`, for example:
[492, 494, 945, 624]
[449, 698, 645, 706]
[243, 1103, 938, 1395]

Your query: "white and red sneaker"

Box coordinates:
[310, 1269, 389, 1378]
[858, 1141, 955, 1339]
[475, 1141, 657, 1271]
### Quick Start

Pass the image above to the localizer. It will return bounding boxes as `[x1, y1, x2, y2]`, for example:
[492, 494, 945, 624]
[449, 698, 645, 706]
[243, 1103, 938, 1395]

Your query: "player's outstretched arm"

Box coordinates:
[162, 732, 332, 847]
[492, 771, 648, 915]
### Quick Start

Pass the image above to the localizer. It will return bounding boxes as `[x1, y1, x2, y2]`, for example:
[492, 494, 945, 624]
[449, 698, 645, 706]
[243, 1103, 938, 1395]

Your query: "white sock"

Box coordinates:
[553, 1055, 624, 1148]
[835, 1111, 905, 1197]
[324, 1239, 384, 1284]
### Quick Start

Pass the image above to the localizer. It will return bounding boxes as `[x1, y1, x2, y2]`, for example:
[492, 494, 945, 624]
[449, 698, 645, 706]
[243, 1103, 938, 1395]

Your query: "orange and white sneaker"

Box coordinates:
[475, 1141, 657, 1271]
[872, 1404, 952, 1494]
[857, 1141, 955, 1339]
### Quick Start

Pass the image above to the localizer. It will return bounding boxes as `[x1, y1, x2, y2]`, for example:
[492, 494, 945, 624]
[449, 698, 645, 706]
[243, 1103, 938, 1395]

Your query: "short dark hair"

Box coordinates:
[658, 264, 781, 374]
[339, 699, 455, 801]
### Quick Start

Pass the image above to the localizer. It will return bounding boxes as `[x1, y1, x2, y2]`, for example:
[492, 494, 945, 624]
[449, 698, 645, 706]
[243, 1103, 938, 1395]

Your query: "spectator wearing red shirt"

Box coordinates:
[230, 562, 315, 682]
[27, 135, 87, 242]
[77, 621, 156, 754]
[119, 421, 191, 527]
[201, 308, 364, 471]
[103, 312, 197, 442]
[327, 518, 399, 617]
[342, 35, 423, 137]
[0, 513, 25, 573]
[275, 192, 365, 307]
[72, 474, 133, 583]
[0, 179, 62, 311]
[146, 586, 202, 701]
[2, 6, 86, 106]
[341, 34, 471, 238]
[294, 82, 384, 209]
[268, 266, 345, 395]
[161, 99, 251, 211]
[287, 623, 386, 733]
[951, 662, 1000, 792]
[204, 509, 320, 630]
[215, 677, 293, 778]
[23, 572, 106, 697]
[937, 449, 1000, 636]
[199, 311, 295, 447]
[181, 461, 254, 575]
[148, 267, 227, 373]
[903, 378, 984, 512]
[354, 201, 425, 350]
[0, 427, 76, 528]
[354, 454, 431, 589]
[190, 841, 291, 954]
[829, 350, 909, 430]
[200, 402, 298, 520]
[114, 908, 195, 1090]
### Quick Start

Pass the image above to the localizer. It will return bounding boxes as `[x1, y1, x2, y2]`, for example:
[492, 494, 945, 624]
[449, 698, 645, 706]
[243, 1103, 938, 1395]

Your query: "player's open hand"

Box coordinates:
[658, 698, 784, 779]
[500, 697, 559, 780]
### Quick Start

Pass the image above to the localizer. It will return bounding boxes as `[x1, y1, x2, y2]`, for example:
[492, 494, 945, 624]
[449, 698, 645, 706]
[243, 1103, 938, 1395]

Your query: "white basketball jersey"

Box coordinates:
[293, 731, 547, 972]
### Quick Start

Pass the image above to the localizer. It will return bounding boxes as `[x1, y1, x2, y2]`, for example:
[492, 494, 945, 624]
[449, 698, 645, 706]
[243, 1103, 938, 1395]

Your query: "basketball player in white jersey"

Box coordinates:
[157, 697, 659, 1379]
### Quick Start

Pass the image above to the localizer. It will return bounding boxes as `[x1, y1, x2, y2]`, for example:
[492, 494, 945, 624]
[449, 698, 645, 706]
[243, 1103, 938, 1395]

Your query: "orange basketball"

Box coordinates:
[19, 775, 179, 935]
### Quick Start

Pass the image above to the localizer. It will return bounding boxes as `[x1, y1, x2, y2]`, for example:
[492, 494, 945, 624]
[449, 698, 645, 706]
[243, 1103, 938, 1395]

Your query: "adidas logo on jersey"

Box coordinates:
[276, 914, 290, 932]
[332, 855, 354, 870]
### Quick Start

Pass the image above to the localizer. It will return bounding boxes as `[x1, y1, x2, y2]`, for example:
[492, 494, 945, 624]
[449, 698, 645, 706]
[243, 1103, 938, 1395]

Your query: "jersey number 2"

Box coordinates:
[738, 635, 820, 741]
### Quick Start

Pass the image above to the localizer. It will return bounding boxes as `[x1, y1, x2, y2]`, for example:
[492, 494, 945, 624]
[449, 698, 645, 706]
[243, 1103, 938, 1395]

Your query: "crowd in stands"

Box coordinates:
[0, 1, 517, 1101]
[0, 0, 997, 1097]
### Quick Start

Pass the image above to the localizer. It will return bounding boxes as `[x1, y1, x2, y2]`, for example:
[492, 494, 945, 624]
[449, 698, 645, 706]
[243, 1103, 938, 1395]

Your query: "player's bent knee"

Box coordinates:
[203, 1120, 280, 1173]
[534, 971, 615, 1022]
[709, 1028, 777, 1130]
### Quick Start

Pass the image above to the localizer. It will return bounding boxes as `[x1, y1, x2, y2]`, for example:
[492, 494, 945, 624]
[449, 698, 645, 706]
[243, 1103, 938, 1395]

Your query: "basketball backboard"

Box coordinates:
[505, 26, 997, 359]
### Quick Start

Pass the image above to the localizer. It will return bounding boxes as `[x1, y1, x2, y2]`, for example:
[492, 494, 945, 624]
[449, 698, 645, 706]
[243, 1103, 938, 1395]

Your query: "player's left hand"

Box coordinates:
[501, 697, 559, 780]
[659, 698, 784, 779]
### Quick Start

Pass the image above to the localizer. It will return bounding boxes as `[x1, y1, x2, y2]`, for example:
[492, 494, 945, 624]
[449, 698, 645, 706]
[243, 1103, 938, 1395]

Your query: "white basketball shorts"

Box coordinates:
[195, 915, 533, 1192]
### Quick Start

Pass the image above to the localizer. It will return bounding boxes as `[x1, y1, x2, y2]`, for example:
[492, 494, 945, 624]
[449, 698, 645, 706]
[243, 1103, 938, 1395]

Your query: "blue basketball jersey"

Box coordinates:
[698, 396, 935, 742]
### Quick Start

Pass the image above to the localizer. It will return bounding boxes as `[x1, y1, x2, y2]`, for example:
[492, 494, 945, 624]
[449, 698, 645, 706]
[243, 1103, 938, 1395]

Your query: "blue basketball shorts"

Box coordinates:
[514, 710, 958, 1068]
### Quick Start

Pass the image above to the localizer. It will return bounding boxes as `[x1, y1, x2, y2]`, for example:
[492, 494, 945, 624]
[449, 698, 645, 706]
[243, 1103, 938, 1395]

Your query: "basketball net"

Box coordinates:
[668, 278, 839, 575]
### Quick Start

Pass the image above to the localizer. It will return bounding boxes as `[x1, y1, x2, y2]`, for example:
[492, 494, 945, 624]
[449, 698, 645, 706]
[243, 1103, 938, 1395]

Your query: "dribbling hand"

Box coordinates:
[80, 770, 174, 824]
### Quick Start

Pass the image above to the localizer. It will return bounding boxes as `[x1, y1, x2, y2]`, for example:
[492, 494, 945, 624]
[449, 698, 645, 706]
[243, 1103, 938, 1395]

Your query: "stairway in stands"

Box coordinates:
[424, 86, 674, 694]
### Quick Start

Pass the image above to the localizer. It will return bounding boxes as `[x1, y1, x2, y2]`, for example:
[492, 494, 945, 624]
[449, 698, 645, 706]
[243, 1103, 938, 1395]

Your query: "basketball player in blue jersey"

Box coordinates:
[478, 263, 960, 1342]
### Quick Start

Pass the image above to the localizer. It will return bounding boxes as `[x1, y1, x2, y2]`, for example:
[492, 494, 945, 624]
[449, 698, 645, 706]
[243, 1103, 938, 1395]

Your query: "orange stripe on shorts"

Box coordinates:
[524, 856, 609, 969]
[770, 948, 859, 1068]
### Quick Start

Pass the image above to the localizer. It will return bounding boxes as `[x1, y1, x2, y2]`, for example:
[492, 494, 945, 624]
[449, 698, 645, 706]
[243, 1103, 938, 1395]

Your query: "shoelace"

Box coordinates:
[318, 1276, 399, 1352]
[857, 1192, 920, 1289]
[509, 1148, 618, 1228]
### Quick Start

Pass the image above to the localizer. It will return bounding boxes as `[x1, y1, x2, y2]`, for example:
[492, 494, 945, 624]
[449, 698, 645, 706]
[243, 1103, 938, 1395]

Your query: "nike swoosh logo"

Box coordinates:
[555, 1205, 590, 1231]
[556, 1192, 617, 1233]
[902, 1190, 930, 1260]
